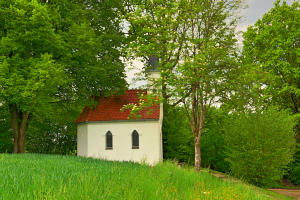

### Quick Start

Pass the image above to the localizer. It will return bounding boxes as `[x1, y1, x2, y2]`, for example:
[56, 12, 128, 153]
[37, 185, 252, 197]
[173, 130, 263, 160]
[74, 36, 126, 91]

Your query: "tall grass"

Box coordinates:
[0, 154, 292, 200]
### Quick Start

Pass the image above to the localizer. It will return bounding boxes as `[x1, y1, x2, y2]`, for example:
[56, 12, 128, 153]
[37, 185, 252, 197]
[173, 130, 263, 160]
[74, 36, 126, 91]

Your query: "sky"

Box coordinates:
[125, 0, 295, 88]
[238, 0, 294, 32]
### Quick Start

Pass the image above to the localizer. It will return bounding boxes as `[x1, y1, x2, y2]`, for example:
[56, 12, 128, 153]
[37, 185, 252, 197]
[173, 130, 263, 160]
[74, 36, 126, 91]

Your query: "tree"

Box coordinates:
[163, 105, 230, 172]
[125, 0, 243, 170]
[0, 0, 127, 153]
[224, 107, 295, 187]
[242, 0, 300, 139]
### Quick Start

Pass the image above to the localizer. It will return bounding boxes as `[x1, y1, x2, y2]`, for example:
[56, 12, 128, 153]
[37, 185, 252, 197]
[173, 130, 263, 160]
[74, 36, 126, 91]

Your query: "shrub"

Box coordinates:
[0, 105, 13, 153]
[201, 108, 230, 172]
[26, 119, 77, 155]
[163, 105, 194, 165]
[224, 107, 296, 187]
[289, 144, 300, 185]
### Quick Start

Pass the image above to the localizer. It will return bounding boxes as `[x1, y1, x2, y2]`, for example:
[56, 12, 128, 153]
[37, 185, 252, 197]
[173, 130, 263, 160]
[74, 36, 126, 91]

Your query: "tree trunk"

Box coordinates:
[18, 113, 29, 153]
[10, 104, 19, 153]
[194, 138, 201, 171]
[9, 104, 29, 153]
[183, 87, 207, 171]
[193, 101, 206, 171]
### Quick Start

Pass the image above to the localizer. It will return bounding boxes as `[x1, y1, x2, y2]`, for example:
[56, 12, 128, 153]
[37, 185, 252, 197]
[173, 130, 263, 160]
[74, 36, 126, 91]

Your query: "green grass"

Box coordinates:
[0, 154, 293, 200]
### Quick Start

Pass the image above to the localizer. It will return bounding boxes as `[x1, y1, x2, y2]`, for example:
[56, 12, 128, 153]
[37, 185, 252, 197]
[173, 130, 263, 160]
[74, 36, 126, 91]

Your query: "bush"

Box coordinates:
[224, 107, 296, 187]
[25, 106, 78, 155]
[0, 105, 13, 153]
[163, 105, 194, 165]
[289, 144, 300, 185]
[201, 108, 230, 172]
[26, 119, 77, 155]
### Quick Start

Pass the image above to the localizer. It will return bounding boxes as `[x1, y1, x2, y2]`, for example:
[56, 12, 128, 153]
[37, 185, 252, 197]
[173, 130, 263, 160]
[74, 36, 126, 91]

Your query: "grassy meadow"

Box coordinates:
[0, 154, 293, 200]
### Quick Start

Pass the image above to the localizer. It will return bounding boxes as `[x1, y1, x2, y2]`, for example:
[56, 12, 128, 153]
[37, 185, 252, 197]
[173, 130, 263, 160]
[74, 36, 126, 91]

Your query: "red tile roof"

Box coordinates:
[75, 90, 160, 123]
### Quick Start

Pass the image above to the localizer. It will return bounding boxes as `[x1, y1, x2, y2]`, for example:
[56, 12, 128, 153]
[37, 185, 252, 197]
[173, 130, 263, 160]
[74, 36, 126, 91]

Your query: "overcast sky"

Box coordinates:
[125, 0, 295, 88]
[238, 0, 294, 32]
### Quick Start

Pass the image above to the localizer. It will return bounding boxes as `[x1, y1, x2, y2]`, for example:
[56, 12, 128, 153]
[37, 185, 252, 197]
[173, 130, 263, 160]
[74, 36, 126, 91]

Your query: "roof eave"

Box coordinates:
[76, 118, 159, 125]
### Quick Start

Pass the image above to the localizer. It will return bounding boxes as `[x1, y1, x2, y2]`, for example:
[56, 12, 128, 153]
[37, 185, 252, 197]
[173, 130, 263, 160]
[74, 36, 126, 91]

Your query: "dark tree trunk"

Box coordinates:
[9, 104, 29, 153]
[18, 113, 29, 153]
[10, 104, 20, 153]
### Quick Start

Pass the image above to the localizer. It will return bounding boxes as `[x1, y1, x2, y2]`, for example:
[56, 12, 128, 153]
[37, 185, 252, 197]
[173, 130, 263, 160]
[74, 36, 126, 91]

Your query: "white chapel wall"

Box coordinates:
[77, 123, 88, 156]
[84, 120, 162, 165]
[158, 102, 163, 160]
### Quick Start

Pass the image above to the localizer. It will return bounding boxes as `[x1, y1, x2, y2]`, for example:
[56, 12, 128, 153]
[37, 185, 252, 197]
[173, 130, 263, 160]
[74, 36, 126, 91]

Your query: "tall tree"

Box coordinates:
[125, 0, 243, 170]
[242, 0, 300, 139]
[0, 0, 127, 153]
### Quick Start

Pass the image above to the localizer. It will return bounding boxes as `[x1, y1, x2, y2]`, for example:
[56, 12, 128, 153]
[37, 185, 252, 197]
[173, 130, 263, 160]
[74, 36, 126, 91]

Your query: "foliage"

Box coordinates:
[0, 154, 293, 200]
[0, 0, 127, 152]
[201, 107, 230, 172]
[23, 92, 79, 155]
[224, 107, 296, 187]
[242, 0, 300, 185]
[163, 105, 194, 165]
[0, 103, 77, 154]
[0, 105, 12, 153]
[121, 91, 161, 120]
[0, 0, 66, 113]
[163, 105, 230, 172]
[288, 144, 300, 185]
[25, 117, 76, 155]
[40, 0, 128, 99]
[242, 0, 300, 136]
[125, 0, 244, 170]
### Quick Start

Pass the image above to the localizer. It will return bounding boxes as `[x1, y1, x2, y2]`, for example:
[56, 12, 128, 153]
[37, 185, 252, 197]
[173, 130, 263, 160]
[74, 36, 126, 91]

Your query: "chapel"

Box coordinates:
[76, 67, 163, 165]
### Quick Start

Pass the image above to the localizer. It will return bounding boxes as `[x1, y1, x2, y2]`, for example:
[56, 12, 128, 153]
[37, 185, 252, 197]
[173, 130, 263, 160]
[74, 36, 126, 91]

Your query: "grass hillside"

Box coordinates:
[0, 154, 293, 200]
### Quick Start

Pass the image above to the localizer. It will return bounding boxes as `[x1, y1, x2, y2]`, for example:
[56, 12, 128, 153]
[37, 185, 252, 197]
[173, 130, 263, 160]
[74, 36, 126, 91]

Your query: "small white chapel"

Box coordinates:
[75, 64, 163, 165]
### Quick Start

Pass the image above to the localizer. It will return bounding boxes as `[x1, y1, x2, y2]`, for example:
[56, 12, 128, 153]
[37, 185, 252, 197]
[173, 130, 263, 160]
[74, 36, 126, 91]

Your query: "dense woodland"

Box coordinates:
[0, 0, 299, 187]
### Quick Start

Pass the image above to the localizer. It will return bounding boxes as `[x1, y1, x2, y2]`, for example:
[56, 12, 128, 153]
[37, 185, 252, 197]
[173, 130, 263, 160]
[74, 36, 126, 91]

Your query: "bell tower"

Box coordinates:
[146, 55, 160, 92]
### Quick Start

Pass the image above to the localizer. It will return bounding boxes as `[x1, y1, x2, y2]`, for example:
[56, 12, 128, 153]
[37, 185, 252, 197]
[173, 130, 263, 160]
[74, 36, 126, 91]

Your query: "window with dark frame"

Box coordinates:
[132, 130, 139, 149]
[106, 131, 113, 150]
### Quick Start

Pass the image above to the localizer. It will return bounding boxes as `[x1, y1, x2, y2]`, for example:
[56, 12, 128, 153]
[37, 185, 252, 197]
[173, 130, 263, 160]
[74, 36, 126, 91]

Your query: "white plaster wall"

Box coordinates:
[158, 103, 163, 160]
[147, 71, 163, 160]
[82, 120, 162, 165]
[77, 124, 88, 156]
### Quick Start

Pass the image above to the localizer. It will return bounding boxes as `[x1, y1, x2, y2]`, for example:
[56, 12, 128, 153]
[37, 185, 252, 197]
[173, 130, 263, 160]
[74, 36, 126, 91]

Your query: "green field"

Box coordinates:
[0, 154, 293, 200]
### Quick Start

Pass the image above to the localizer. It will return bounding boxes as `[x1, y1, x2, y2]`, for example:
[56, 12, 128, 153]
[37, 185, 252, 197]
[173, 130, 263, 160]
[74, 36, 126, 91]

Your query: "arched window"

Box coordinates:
[132, 130, 139, 149]
[106, 131, 113, 150]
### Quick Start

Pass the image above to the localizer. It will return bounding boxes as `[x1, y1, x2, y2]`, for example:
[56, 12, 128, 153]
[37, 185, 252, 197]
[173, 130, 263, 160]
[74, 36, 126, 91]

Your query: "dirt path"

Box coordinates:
[268, 189, 300, 200]
[208, 171, 300, 199]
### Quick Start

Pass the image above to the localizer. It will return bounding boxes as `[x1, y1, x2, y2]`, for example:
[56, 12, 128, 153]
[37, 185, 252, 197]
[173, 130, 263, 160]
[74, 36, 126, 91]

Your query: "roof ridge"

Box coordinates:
[126, 89, 143, 92]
